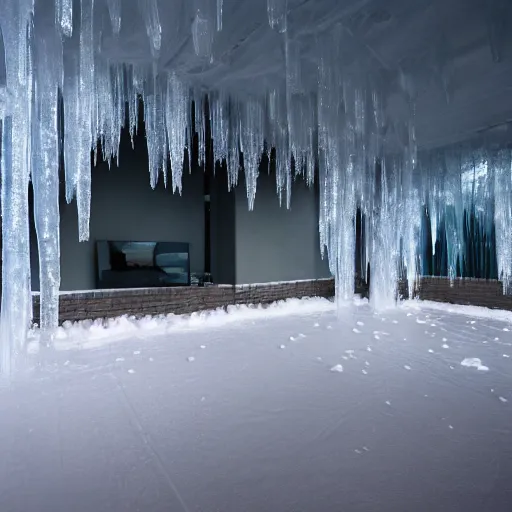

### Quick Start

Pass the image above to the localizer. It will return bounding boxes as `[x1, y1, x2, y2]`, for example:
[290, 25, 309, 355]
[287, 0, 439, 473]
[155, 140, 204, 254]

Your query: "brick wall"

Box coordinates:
[31, 279, 335, 324]
[31, 276, 512, 325]
[416, 276, 512, 310]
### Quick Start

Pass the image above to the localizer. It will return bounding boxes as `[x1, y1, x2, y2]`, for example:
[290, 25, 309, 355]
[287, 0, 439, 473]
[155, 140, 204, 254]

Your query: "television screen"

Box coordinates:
[96, 241, 190, 289]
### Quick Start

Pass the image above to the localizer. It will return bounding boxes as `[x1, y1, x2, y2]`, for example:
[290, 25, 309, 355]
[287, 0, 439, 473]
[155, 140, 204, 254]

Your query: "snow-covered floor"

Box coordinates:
[1, 298, 512, 512]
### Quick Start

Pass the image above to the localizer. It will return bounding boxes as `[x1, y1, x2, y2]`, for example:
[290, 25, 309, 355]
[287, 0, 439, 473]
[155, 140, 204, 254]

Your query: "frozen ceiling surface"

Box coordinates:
[1, 0, 512, 373]
[104, 0, 512, 149]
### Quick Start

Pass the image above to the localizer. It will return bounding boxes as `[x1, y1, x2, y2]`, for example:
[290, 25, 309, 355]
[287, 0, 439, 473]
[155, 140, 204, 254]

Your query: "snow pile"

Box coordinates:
[402, 300, 512, 324]
[27, 297, 336, 352]
[460, 358, 489, 372]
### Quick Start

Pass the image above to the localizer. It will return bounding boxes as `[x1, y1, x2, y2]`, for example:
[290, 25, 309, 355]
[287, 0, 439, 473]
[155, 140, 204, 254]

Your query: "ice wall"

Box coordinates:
[0, 0, 510, 373]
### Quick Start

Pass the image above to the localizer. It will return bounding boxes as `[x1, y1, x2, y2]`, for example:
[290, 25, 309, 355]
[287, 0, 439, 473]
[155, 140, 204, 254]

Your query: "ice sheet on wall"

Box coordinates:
[0, 0, 510, 374]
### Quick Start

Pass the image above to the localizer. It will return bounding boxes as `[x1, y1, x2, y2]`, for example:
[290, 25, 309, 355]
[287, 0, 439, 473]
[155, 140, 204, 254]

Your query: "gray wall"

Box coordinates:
[31, 135, 205, 291]
[234, 171, 331, 284]
[209, 168, 236, 285]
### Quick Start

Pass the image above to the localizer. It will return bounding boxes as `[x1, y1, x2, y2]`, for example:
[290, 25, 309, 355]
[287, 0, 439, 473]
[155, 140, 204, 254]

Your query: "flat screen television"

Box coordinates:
[96, 240, 190, 289]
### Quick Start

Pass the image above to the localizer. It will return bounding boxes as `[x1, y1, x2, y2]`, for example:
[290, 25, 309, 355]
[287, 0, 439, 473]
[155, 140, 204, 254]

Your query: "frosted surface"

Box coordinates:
[1, 0, 512, 371]
[2, 298, 512, 510]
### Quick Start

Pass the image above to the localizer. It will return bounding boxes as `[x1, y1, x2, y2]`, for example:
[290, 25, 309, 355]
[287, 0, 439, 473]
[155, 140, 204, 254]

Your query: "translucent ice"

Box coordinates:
[267, 0, 287, 33]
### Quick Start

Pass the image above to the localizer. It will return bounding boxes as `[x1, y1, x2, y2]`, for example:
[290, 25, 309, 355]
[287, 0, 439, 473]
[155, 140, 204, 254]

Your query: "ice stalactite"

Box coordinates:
[216, 0, 223, 31]
[241, 99, 265, 210]
[268, 88, 291, 207]
[210, 91, 229, 170]
[285, 36, 315, 185]
[143, 70, 167, 188]
[369, 159, 401, 309]
[193, 91, 206, 167]
[227, 99, 240, 190]
[76, 0, 95, 241]
[267, 0, 287, 33]
[443, 152, 464, 281]
[63, 47, 79, 203]
[493, 150, 512, 292]
[192, 0, 214, 61]
[106, 0, 122, 35]
[138, 0, 161, 58]
[166, 72, 187, 193]
[32, 28, 62, 337]
[55, 0, 73, 37]
[0, 0, 35, 374]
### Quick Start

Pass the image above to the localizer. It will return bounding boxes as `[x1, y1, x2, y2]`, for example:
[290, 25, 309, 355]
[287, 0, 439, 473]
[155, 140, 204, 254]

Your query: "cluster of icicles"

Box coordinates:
[0, 0, 511, 374]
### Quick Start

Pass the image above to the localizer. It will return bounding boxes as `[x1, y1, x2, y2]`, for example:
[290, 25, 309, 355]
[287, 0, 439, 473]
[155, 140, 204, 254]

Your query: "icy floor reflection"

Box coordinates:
[1, 298, 512, 511]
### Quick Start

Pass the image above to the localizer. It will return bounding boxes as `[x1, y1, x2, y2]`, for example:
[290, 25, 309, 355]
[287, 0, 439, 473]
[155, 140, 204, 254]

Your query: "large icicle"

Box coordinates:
[494, 150, 512, 292]
[63, 45, 80, 203]
[166, 72, 188, 193]
[144, 70, 167, 188]
[241, 99, 265, 210]
[76, 0, 95, 241]
[370, 159, 401, 309]
[55, 0, 73, 37]
[0, 0, 35, 374]
[32, 28, 62, 338]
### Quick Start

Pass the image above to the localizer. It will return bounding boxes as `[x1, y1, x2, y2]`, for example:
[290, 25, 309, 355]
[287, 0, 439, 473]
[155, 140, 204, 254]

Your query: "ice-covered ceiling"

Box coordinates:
[93, 0, 512, 149]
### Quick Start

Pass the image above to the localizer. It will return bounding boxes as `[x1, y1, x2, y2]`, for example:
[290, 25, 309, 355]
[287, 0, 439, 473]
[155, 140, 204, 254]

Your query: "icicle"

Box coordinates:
[166, 72, 188, 193]
[143, 70, 166, 188]
[76, 0, 95, 242]
[241, 99, 264, 210]
[227, 99, 240, 190]
[370, 159, 401, 309]
[0, 0, 35, 374]
[267, 0, 287, 33]
[106, 0, 122, 35]
[217, 0, 223, 31]
[192, 9, 214, 60]
[63, 47, 79, 202]
[210, 91, 229, 168]
[193, 91, 205, 166]
[138, 0, 161, 58]
[494, 150, 512, 292]
[56, 0, 73, 37]
[32, 28, 62, 338]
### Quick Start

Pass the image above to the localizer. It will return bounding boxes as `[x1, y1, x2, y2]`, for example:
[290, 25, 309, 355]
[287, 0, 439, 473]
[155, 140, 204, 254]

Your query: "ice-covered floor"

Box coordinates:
[1, 298, 512, 512]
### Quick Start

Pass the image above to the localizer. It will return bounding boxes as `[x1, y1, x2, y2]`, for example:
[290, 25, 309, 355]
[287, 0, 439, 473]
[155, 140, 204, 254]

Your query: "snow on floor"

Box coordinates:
[2, 297, 512, 512]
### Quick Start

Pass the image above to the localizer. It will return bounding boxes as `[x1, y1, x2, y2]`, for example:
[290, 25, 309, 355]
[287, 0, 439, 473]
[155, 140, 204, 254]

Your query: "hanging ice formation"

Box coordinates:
[0, 0, 511, 373]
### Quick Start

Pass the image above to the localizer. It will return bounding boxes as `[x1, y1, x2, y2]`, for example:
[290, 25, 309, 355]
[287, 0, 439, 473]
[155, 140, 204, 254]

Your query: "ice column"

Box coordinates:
[443, 152, 464, 281]
[0, 0, 35, 374]
[63, 47, 79, 202]
[32, 30, 62, 336]
[55, 0, 73, 37]
[76, 0, 95, 241]
[494, 150, 512, 292]
[370, 159, 401, 309]
[267, 0, 287, 33]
